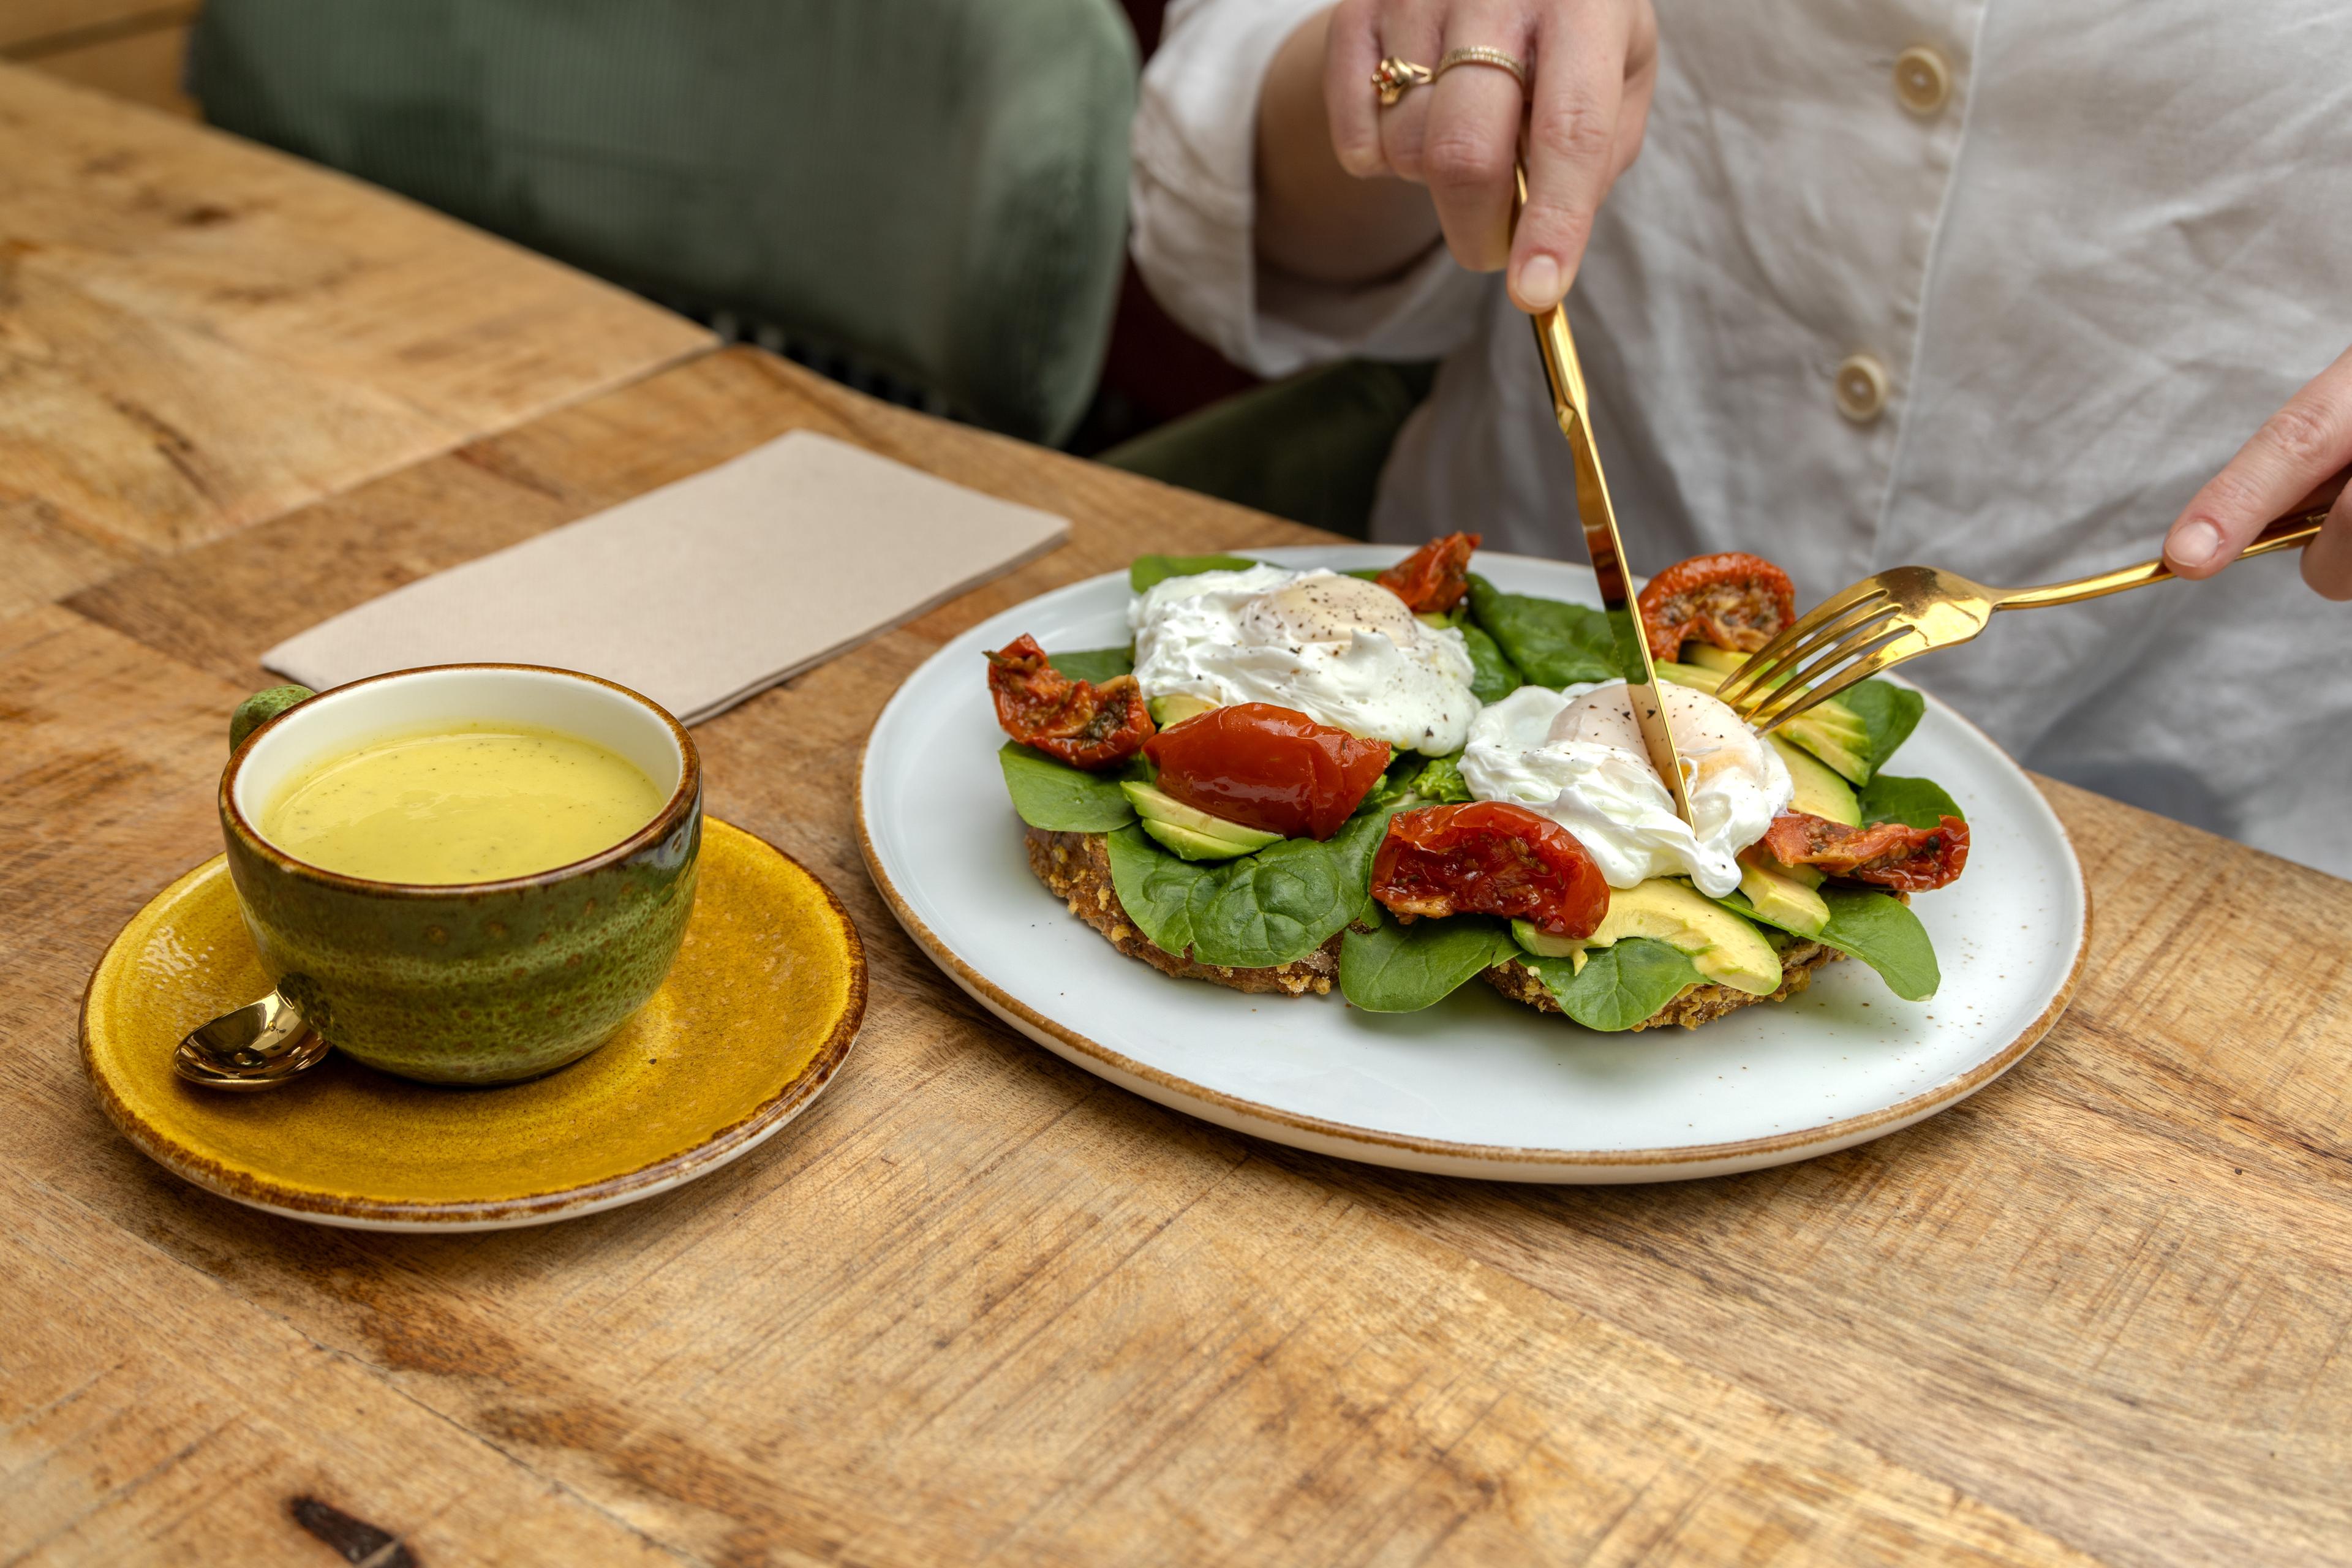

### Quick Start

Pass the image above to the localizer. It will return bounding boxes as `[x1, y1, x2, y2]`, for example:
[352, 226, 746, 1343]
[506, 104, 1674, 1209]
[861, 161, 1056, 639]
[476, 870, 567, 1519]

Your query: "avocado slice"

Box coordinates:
[1770, 734, 1861, 825]
[1738, 860, 1830, 938]
[1683, 643, 1747, 674]
[1512, 878, 1782, 996]
[1121, 781, 1281, 858]
[1140, 818, 1258, 861]
[1147, 694, 1217, 728]
[1655, 660, 1725, 696]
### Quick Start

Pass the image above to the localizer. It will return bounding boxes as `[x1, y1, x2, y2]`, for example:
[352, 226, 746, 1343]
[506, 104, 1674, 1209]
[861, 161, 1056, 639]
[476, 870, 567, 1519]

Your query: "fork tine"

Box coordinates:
[1716, 592, 1897, 710]
[1714, 581, 1891, 705]
[1752, 635, 1928, 736]
[1741, 616, 1913, 729]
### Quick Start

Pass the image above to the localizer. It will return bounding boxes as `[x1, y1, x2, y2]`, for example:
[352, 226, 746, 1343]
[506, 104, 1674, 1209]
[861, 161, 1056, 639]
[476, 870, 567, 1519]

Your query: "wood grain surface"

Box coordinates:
[0, 62, 712, 624]
[13, 349, 2352, 1566]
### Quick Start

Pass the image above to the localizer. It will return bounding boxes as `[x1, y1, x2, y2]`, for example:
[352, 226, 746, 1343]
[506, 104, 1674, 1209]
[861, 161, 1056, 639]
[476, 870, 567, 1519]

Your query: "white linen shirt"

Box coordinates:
[1133, 0, 2352, 877]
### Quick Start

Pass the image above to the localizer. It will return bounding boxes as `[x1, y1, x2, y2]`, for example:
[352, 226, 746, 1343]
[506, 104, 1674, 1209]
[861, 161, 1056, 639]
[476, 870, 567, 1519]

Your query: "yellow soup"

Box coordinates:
[260, 726, 668, 884]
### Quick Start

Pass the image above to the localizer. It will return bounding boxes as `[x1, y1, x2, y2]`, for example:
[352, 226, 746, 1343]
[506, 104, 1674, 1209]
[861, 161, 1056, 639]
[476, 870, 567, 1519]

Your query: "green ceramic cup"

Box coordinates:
[219, 665, 702, 1086]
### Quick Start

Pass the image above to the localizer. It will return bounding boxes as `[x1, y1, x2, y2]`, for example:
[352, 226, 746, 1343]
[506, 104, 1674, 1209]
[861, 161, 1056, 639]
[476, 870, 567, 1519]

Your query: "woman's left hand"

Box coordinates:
[2164, 343, 2352, 599]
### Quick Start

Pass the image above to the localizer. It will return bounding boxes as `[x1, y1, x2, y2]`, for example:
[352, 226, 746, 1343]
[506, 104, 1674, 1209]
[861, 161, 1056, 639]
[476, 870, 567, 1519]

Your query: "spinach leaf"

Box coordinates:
[1465, 574, 1624, 687]
[1046, 646, 1134, 683]
[999, 742, 1136, 832]
[1104, 824, 1200, 955]
[1343, 567, 1386, 582]
[1716, 886, 1939, 1001]
[1458, 621, 1523, 703]
[1515, 938, 1704, 1031]
[1857, 773, 1964, 831]
[1409, 752, 1474, 804]
[1105, 797, 1412, 968]
[1841, 680, 1926, 779]
[1129, 554, 1264, 593]
[1340, 913, 1518, 1012]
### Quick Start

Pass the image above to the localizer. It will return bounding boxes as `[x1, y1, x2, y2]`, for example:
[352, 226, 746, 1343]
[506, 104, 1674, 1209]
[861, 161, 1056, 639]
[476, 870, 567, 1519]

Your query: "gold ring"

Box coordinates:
[1373, 56, 1433, 107]
[1435, 46, 1529, 91]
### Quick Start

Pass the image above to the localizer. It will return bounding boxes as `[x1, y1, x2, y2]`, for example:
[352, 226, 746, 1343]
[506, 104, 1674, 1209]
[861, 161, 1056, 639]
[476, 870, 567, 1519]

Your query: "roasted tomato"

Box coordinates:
[1758, 811, 1969, 892]
[986, 633, 1154, 770]
[1143, 703, 1392, 840]
[1376, 532, 1482, 615]
[1636, 551, 1798, 663]
[1370, 802, 1611, 938]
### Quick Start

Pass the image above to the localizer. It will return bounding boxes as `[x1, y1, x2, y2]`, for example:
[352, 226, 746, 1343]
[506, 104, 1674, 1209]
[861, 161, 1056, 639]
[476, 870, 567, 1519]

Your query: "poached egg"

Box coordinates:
[1129, 565, 1479, 755]
[1460, 681, 1792, 896]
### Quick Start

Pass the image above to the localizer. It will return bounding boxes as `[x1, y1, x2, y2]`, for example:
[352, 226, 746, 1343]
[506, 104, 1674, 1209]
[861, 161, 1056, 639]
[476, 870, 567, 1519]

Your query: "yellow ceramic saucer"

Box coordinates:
[82, 819, 865, 1231]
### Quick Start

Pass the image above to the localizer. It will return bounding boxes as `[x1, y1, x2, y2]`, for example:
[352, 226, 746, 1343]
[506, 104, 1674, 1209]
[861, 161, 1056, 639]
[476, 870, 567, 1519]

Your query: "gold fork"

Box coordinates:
[1714, 470, 2346, 733]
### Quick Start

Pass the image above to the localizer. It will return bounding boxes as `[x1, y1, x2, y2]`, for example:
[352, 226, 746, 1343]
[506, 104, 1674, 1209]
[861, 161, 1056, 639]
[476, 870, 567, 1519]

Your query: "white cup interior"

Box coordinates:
[233, 667, 687, 853]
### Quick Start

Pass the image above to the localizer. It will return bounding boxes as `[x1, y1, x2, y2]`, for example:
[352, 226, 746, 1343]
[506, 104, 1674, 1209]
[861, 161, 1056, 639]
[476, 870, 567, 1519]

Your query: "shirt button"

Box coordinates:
[1834, 354, 1890, 423]
[1894, 45, 1952, 115]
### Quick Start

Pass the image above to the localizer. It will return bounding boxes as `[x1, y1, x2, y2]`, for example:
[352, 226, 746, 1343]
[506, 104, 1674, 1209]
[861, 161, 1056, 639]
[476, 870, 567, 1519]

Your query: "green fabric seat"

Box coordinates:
[192, 0, 1136, 445]
[1101, 359, 1435, 538]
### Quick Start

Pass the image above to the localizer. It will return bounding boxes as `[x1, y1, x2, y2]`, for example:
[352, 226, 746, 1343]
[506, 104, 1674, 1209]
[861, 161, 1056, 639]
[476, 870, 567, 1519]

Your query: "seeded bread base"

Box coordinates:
[1023, 827, 1341, 996]
[1481, 941, 1844, 1031]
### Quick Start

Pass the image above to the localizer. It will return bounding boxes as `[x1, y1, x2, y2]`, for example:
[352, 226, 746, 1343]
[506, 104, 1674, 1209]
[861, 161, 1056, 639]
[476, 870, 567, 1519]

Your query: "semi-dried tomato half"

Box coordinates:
[1757, 811, 1969, 892]
[986, 633, 1154, 770]
[1371, 802, 1611, 938]
[1636, 551, 1798, 663]
[1376, 531, 1482, 615]
[1143, 703, 1392, 840]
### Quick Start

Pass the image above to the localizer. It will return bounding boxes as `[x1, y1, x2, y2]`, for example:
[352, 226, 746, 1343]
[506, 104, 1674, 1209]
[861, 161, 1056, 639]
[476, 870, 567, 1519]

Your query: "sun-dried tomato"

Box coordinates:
[1376, 532, 1482, 615]
[1371, 802, 1611, 938]
[1636, 551, 1798, 663]
[1144, 703, 1391, 840]
[1757, 811, 1969, 892]
[985, 634, 1154, 770]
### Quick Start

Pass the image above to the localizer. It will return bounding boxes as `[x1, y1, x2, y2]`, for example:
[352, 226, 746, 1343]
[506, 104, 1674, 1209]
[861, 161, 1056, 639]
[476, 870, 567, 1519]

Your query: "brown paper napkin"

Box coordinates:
[262, 431, 1069, 723]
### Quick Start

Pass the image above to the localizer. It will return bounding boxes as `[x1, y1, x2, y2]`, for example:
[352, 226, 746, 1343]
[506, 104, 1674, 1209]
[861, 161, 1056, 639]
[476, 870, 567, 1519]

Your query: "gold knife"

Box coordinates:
[1515, 165, 1695, 826]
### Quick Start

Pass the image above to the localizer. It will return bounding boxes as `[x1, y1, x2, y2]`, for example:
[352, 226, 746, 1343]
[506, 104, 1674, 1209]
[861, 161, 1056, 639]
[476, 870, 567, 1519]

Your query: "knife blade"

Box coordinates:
[1514, 167, 1695, 827]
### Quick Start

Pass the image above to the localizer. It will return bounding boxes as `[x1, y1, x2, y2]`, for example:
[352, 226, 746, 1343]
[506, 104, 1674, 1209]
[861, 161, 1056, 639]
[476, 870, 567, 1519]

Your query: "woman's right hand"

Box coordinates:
[1321, 0, 1657, 314]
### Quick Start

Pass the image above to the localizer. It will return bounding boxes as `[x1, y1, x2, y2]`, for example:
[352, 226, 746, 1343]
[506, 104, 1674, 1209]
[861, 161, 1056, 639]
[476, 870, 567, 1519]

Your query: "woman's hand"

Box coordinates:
[2164, 343, 2352, 600]
[1322, 0, 1657, 312]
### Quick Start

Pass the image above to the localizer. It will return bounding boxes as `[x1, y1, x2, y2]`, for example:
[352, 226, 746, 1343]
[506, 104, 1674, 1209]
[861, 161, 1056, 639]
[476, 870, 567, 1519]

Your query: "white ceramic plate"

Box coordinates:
[859, 548, 2088, 1182]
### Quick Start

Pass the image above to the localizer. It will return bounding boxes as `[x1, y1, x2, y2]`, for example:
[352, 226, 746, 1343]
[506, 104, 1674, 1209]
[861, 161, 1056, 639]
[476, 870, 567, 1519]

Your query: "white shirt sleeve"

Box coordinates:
[1130, 0, 1493, 379]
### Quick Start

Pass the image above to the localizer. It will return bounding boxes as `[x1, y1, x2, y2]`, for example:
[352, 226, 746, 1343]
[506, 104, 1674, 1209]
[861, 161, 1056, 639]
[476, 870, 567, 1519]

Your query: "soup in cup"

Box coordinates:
[221, 665, 701, 1085]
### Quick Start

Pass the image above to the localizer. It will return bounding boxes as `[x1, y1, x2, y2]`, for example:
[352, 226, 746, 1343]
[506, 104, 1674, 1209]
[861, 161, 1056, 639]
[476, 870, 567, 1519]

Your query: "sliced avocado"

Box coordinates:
[1738, 861, 1830, 939]
[1515, 878, 1781, 996]
[1147, 693, 1217, 728]
[1140, 818, 1257, 861]
[1656, 660, 1724, 695]
[1781, 701, 1873, 784]
[1770, 734, 1861, 826]
[1120, 782, 1281, 854]
[1684, 644, 1748, 674]
[1511, 918, 1584, 958]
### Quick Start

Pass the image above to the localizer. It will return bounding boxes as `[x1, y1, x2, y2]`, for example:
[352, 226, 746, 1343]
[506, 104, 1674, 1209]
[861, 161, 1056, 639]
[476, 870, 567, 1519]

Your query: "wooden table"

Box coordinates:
[7, 77, 2351, 1568]
[0, 62, 712, 624]
[4, 342, 2346, 1566]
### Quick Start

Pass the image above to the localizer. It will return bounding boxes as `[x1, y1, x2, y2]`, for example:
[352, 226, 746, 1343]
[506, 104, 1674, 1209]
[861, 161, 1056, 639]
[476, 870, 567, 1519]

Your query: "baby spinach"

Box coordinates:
[1464, 574, 1623, 687]
[1340, 913, 1519, 1012]
[1459, 621, 1523, 703]
[1857, 773, 1964, 831]
[1129, 554, 1264, 593]
[1046, 646, 1134, 683]
[1408, 752, 1474, 804]
[1104, 797, 1411, 969]
[998, 742, 1136, 832]
[1716, 885, 1939, 1001]
[1514, 938, 1704, 1032]
[1841, 680, 1926, 780]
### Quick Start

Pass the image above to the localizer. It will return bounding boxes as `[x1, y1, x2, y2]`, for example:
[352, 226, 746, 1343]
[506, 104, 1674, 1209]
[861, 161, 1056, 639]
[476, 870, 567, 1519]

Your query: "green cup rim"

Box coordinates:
[220, 663, 701, 900]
